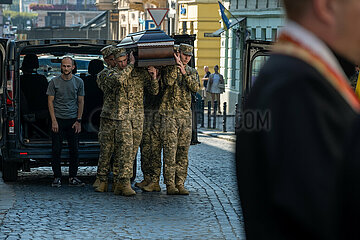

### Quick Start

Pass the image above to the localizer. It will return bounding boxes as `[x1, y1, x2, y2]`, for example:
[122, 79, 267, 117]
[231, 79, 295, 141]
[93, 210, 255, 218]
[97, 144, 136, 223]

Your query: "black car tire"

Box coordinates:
[2, 161, 18, 182]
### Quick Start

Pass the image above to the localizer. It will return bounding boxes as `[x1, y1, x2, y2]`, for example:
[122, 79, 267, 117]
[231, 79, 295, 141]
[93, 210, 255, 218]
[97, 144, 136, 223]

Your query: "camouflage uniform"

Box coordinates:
[140, 44, 183, 185]
[160, 60, 200, 187]
[94, 45, 117, 183]
[122, 67, 159, 183]
[96, 59, 134, 182]
[97, 46, 159, 184]
[140, 77, 165, 184]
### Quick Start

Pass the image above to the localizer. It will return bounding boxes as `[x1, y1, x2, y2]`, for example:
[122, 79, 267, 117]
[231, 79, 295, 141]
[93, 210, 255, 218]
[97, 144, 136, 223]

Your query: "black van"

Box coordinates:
[0, 39, 120, 181]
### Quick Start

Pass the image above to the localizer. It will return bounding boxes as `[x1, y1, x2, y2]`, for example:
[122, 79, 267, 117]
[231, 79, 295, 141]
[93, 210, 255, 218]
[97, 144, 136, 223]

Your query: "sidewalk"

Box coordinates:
[198, 127, 236, 142]
[0, 172, 15, 225]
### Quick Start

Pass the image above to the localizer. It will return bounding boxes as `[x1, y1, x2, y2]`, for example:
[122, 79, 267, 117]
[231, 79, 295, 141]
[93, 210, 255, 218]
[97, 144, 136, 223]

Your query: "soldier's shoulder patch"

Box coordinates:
[107, 72, 114, 78]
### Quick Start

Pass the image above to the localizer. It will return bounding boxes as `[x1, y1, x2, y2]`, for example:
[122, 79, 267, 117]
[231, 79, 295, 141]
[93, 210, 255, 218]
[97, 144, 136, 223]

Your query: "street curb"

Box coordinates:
[198, 130, 236, 143]
[0, 172, 16, 225]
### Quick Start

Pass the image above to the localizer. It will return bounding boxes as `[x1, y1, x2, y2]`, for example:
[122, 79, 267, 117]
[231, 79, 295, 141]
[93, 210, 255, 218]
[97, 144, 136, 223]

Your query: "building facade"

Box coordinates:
[220, 0, 284, 114]
[96, 0, 167, 40]
[32, 0, 100, 28]
[178, 0, 221, 82]
[19, 0, 36, 13]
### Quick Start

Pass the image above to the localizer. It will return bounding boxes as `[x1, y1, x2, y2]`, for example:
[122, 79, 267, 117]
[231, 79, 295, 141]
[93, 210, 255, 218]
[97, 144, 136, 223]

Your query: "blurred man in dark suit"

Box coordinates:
[236, 0, 360, 239]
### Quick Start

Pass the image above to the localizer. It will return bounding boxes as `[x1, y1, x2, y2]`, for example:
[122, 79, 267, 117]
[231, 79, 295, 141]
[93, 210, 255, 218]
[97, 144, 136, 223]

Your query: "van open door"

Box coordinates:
[241, 40, 273, 110]
[0, 38, 10, 177]
[0, 39, 10, 146]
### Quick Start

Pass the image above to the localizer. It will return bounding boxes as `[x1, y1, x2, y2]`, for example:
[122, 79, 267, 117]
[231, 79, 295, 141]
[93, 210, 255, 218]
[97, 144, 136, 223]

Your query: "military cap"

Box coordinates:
[174, 44, 180, 52]
[113, 47, 127, 59]
[100, 45, 116, 58]
[179, 43, 193, 56]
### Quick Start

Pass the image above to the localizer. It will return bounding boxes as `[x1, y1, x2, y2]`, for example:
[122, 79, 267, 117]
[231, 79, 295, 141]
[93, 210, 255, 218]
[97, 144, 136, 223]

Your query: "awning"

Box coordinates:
[204, 17, 246, 37]
[80, 11, 108, 29]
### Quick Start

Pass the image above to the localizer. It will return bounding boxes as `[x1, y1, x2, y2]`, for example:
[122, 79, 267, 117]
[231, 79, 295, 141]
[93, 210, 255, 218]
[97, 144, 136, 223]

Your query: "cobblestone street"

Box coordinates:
[0, 133, 244, 239]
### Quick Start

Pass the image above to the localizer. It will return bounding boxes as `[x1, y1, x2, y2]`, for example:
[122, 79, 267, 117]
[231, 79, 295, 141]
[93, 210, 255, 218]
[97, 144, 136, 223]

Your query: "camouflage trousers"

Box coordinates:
[162, 116, 192, 186]
[97, 116, 143, 183]
[96, 117, 120, 182]
[140, 112, 162, 183]
[115, 116, 144, 183]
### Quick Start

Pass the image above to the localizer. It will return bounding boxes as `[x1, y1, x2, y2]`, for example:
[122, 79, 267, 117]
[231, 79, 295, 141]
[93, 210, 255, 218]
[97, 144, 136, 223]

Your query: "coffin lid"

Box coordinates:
[117, 29, 174, 48]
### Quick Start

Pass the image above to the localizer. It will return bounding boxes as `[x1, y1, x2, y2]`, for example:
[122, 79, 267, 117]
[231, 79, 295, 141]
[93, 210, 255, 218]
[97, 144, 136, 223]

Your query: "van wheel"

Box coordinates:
[2, 161, 18, 182]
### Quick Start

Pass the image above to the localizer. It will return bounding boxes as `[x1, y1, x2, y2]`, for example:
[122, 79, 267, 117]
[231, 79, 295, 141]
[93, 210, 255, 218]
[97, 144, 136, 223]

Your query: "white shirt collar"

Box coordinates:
[280, 20, 348, 80]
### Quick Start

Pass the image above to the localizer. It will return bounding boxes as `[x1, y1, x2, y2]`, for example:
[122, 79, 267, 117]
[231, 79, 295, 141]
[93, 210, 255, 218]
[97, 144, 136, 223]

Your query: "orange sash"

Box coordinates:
[272, 33, 360, 113]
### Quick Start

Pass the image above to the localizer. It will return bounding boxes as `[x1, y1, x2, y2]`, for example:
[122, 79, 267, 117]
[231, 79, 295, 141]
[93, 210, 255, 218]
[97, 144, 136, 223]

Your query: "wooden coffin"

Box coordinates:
[117, 29, 175, 67]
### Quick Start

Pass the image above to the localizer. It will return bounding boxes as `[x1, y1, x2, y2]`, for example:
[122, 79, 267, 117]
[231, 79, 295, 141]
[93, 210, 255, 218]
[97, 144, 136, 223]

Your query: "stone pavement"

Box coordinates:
[0, 173, 15, 228]
[0, 134, 244, 239]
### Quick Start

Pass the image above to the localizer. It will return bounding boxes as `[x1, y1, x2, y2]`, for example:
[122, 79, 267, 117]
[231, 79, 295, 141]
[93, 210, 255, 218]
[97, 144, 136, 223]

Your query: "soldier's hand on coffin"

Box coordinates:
[174, 53, 182, 65]
[147, 66, 158, 79]
[129, 51, 135, 65]
[174, 53, 186, 75]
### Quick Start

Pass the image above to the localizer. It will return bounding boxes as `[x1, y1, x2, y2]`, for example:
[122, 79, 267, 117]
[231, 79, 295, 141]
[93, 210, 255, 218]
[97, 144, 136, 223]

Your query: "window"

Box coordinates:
[251, 55, 270, 85]
[261, 28, 266, 40]
[272, 29, 278, 41]
[251, 28, 256, 39]
[182, 21, 187, 34]
[121, 27, 126, 39]
[48, 12, 65, 27]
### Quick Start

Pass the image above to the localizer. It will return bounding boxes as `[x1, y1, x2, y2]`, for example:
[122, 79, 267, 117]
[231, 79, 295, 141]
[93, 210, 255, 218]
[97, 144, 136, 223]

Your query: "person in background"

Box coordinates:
[20, 54, 49, 138]
[207, 65, 224, 114]
[201, 66, 211, 100]
[47, 57, 85, 187]
[237, 0, 360, 239]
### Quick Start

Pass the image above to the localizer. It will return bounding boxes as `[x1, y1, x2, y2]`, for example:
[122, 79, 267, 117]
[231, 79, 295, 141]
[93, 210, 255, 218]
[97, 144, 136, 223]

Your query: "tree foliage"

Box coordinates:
[3, 10, 38, 20]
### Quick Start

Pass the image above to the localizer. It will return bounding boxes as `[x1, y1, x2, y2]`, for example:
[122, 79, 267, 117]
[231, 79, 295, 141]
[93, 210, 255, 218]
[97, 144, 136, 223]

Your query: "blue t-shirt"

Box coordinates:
[46, 75, 85, 119]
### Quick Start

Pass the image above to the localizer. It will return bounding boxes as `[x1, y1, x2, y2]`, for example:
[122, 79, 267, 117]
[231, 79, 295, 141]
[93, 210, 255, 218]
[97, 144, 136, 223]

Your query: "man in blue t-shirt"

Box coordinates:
[47, 57, 85, 187]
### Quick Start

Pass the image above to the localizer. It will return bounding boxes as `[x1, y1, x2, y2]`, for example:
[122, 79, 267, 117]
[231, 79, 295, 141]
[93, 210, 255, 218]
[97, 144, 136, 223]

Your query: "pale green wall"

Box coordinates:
[219, 0, 285, 114]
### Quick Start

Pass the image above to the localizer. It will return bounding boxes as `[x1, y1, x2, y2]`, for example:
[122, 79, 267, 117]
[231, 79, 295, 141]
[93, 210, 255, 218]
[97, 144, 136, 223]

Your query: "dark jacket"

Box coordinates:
[236, 54, 359, 240]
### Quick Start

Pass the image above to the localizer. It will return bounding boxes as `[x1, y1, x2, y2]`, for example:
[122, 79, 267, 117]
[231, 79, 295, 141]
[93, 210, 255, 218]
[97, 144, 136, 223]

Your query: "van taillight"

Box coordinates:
[8, 120, 14, 134]
[6, 91, 13, 105]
